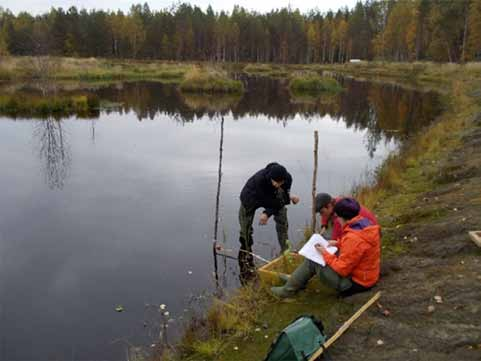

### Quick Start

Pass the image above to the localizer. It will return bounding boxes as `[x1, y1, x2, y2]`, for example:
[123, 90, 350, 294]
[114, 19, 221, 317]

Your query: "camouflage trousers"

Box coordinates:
[238, 204, 289, 252]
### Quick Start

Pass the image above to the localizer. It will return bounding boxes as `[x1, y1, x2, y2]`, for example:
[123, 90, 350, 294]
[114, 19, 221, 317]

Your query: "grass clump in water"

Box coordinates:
[289, 73, 343, 94]
[0, 94, 99, 117]
[179, 66, 244, 94]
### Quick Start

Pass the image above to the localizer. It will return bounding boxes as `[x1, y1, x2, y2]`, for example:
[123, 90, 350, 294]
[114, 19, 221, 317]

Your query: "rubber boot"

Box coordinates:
[277, 273, 309, 290]
[271, 259, 315, 298]
[238, 238, 255, 285]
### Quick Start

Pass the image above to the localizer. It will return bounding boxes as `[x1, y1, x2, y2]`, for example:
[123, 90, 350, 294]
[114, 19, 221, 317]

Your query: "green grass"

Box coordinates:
[0, 56, 189, 82]
[0, 94, 99, 117]
[179, 66, 244, 94]
[289, 73, 343, 95]
[177, 281, 349, 361]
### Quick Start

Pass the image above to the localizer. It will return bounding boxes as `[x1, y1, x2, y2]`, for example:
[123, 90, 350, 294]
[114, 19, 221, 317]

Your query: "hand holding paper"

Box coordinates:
[298, 233, 337, 266]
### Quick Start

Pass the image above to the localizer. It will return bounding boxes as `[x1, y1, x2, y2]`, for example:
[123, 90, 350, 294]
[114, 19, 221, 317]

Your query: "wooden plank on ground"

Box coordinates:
[308, 291, 382, 361]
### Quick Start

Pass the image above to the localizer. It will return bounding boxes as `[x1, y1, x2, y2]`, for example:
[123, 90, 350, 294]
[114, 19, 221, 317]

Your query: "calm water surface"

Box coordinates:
[0, 77, 440, 360]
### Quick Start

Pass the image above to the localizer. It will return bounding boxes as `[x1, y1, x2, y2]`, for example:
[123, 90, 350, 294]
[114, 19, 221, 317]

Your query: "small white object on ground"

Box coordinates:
[376, 339, 384, 346]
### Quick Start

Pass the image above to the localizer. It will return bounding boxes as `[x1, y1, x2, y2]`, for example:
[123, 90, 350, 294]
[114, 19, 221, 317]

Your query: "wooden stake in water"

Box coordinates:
[212, 116, 225, 288]
[311, 131, 319, 233]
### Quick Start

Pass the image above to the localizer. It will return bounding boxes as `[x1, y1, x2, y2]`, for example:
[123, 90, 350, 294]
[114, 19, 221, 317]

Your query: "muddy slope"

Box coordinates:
[329, 117, 481, 361]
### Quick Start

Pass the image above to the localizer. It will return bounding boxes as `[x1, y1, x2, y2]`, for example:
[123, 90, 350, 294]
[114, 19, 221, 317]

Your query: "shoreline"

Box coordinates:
[162, 62, 481, 361]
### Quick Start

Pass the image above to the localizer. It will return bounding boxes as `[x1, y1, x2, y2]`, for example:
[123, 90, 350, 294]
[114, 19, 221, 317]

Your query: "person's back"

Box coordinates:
[240, 162, 292, 216]
[238, 162, 299, 256]
[326, 215, 381, 288]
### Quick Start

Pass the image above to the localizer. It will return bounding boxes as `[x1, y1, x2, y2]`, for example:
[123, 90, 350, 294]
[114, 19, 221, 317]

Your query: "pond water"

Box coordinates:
[0, 77, 440, 361]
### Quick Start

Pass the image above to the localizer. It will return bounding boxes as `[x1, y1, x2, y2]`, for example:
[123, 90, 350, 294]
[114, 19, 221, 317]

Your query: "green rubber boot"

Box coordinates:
[271, 259, 315, 298]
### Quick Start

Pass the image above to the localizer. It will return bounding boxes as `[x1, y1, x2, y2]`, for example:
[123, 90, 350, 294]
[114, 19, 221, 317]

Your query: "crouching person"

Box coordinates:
[271, 198, 380, 298]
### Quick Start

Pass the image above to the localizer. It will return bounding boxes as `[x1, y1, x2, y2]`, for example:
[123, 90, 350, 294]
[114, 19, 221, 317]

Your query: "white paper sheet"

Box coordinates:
[298, 233, 338, 266]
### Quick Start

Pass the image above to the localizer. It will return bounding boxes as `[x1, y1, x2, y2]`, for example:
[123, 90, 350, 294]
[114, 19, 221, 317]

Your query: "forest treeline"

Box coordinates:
[0, 0, 480, 64]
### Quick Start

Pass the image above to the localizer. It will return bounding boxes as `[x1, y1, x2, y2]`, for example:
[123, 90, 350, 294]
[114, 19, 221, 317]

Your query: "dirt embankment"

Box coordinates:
[330, 113, 481, 360]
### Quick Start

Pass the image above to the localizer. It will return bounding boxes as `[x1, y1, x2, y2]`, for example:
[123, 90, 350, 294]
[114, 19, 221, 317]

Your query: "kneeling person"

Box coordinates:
[271, 198, 380, 298]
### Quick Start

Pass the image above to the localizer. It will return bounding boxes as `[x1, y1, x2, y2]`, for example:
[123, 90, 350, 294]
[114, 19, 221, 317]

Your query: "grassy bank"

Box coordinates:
[179, 66, 244, 94]
[0, 56, 189, 82]
[161, 61, 481, 361]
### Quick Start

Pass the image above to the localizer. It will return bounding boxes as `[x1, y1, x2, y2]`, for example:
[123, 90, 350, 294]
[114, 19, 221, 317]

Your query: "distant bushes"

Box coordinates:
[289, 73, 343, 94]
[179, 66, 244, 93]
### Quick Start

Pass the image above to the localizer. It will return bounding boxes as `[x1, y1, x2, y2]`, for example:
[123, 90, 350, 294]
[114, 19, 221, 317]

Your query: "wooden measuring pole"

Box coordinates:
[308, 291, 381, 361]
[311, 131, 319, 233]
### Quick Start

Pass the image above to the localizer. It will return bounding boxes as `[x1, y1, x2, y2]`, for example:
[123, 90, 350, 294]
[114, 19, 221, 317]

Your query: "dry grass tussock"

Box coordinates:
[179, 65, 244, 93]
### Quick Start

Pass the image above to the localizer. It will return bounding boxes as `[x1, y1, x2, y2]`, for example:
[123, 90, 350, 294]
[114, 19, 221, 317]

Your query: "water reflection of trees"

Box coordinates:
[96, 79, 440, 151]
[12, 77, 441, 159]
[34, 118, 70, 190]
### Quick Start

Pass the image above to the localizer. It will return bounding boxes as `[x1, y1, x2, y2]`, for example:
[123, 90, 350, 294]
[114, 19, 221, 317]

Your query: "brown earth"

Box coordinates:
[329, 116, 481, 361]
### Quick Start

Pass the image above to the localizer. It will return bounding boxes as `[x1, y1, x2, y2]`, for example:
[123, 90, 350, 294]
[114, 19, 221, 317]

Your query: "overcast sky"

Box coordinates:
[2, 0, 360, 15]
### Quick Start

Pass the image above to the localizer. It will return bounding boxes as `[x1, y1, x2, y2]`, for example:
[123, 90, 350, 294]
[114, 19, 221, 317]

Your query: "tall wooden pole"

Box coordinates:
[213, 116, 224, 288]
[311, 131, 319, 234]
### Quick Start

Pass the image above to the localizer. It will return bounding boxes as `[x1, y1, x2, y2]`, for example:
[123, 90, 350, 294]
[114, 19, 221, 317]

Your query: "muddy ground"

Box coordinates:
[328, 117, 481, 360]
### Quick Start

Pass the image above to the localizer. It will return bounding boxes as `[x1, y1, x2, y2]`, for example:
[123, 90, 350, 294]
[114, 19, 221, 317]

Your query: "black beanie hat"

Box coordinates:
[315, 193, 332, 212]
[268, 164, 288, 182]
[333, 197, 361, 220]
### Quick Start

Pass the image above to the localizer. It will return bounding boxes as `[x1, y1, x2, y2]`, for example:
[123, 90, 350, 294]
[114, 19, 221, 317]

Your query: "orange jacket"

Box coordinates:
[322, 215, 381, 288]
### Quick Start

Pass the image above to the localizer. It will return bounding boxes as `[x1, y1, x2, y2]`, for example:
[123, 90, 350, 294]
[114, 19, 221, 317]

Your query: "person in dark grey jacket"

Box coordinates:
[238, 162, 300, 253]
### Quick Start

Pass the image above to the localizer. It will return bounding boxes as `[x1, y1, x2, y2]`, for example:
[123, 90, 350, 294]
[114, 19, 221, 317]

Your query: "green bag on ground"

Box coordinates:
[264, 315, 327, 361]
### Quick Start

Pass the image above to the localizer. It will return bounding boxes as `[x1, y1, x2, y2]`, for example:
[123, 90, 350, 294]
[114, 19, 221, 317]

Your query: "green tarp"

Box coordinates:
[265, 315, 327, 361]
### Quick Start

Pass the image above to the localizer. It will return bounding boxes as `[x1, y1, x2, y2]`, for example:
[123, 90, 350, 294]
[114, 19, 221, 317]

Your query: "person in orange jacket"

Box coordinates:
[271, 197, 381, 298]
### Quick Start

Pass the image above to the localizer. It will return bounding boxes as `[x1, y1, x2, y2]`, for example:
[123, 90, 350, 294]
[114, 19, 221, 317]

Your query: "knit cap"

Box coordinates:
[333, 197, 360, 220]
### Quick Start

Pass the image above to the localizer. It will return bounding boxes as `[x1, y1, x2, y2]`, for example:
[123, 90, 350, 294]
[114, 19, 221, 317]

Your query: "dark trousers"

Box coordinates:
[238, 204, 289, 252]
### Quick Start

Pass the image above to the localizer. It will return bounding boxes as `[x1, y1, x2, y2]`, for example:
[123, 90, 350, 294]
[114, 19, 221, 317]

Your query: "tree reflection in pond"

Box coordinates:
[34, 118, 70, 190]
